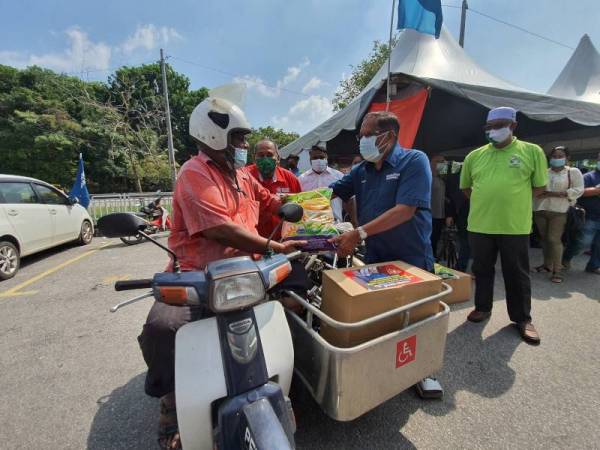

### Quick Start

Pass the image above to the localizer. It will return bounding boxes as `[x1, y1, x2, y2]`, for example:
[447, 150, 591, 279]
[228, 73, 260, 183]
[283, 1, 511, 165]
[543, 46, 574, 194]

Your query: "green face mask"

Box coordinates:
[256, 157, 277, 178]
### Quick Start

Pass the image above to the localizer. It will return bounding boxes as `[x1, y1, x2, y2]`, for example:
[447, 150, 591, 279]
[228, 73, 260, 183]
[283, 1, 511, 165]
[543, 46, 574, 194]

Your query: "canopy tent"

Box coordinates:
[281, 27, 600, 161]
[548, 34, 600, 104]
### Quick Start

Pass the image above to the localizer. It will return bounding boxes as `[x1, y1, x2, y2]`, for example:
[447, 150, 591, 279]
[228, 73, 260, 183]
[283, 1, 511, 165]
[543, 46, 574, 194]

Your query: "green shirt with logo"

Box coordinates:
[460, 138, 548, 235]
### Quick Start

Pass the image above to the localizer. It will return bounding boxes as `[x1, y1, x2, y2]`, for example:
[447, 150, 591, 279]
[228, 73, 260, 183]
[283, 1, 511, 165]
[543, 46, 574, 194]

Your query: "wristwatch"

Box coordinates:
[356, 226, 368, 240]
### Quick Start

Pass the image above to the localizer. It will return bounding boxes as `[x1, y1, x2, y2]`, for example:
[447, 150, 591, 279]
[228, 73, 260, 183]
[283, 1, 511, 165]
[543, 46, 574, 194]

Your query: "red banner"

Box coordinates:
[369, 89, 428, 149]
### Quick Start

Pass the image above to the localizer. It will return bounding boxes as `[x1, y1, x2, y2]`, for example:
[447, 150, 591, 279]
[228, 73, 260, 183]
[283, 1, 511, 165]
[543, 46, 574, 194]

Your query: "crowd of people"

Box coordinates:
[132, 94, 600, 449]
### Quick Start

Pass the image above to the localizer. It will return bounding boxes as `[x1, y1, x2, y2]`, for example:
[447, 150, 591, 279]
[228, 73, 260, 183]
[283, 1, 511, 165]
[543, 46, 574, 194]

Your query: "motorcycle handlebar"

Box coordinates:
[115, 279, 153, 291]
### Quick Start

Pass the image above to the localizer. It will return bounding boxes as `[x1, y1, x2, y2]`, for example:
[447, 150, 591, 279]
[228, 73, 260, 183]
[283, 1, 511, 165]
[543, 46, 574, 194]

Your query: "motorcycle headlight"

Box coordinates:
[210, 272, 265, 312]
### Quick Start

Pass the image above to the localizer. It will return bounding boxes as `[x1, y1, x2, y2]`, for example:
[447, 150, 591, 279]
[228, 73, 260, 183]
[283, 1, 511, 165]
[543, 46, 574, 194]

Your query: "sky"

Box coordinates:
[1, 0, 599, 136]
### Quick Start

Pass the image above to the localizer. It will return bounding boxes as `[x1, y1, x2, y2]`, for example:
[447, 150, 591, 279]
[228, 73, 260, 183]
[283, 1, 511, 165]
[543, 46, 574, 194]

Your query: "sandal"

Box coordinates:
[534, 265, 551, 273]
[158, 395, 181, 450]
[550, 272, 564, 283]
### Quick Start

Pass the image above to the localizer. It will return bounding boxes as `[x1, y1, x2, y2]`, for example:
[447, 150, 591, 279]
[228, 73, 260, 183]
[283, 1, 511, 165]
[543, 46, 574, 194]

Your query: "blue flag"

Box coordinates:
[397, 0, 443, 38]
[69, 153, 90, 208]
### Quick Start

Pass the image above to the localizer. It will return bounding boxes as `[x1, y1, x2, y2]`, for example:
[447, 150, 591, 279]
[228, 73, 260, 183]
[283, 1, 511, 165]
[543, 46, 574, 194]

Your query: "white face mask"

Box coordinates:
[486, 127, 512, 145]
[311, 158, 328, 173]
[233, 148, 247, 169]
[359, 136, 383, 162]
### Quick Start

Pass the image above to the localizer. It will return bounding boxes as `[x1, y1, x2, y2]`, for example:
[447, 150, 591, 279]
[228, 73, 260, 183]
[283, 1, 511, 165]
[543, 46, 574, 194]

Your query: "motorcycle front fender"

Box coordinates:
[175, 301, 294, 450]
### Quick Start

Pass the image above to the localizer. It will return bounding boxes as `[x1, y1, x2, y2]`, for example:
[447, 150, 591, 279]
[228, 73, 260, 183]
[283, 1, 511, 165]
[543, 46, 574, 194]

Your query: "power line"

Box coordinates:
[441, 3, 574, 50]
[168, 54, 311, 98]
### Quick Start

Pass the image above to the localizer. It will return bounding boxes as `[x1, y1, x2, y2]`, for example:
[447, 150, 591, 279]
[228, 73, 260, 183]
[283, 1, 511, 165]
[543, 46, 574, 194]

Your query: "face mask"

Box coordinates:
[233, 148, 247, 169]
[486, 127, 512, 145]
[359, 136, 383, 162]
[311, 158, 328, 173]
[549, 158, 565, 168]
[256, 157, 277, 178]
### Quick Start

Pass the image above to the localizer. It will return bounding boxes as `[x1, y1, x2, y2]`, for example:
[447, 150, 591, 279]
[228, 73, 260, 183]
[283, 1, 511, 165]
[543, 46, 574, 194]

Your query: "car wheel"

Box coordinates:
[0, 241, 20, 281]
[79, 220, 93, 245]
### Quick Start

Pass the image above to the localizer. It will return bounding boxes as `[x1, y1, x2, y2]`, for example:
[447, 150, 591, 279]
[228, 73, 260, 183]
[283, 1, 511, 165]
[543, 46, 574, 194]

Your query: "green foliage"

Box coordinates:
[332, 36, 399, 111]
[247, 126, 300, 162]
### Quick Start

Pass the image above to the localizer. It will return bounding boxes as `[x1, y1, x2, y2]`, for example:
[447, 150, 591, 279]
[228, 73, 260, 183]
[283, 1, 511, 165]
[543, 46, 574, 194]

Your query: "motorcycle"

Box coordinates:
[97, 203, 305, 450]
[99, 208, 453, 448]
[120, 195, 172, 246]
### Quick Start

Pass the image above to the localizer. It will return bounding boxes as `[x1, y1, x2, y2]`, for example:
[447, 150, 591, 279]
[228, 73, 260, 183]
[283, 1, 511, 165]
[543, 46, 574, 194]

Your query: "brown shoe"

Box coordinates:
[517, 322, 541, 345]
[467, 310, 491, 322]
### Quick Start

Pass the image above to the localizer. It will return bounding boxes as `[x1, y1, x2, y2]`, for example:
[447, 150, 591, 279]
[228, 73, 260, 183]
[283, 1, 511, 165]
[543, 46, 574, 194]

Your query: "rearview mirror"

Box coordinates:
[97, 213, 147, 237]
[278, 203, 303, 223]
[68, 197, 78, 205]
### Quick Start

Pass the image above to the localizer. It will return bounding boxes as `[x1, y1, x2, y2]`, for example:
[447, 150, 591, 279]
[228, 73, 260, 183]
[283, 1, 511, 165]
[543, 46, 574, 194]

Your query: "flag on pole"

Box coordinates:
[69, 153, 90, 208]
[397, 0, 443, 38]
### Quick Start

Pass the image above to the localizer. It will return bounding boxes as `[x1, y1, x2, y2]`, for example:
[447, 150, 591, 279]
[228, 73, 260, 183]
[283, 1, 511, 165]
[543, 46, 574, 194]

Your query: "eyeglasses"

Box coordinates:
[355, 130, 386, 142]
[483, 122, 513, 131]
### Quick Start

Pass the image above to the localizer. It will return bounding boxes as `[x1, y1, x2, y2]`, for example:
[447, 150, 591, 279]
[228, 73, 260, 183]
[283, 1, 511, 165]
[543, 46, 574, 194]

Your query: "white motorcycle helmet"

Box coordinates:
[189, 96, 251, 151]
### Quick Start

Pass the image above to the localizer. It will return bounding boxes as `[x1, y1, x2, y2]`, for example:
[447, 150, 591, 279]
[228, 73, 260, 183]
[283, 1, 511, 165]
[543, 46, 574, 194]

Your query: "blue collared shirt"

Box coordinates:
[330, 144, 434, 270]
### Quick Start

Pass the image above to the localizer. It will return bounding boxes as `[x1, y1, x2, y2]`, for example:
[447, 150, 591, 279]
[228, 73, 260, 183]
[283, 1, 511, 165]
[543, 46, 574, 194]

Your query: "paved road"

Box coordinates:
[0, 238, 598, 449]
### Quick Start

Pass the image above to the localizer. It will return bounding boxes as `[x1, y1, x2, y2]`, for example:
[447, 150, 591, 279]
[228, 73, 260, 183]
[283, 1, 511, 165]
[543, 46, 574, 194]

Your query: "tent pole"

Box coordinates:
[459, 0, 468, 47]
[386, 0, 396, 111]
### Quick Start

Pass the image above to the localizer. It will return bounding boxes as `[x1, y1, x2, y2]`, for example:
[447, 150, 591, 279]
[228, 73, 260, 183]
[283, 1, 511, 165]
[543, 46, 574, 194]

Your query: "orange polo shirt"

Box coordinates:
[245, 164, 301, 238]
[167, 152, 281, 271]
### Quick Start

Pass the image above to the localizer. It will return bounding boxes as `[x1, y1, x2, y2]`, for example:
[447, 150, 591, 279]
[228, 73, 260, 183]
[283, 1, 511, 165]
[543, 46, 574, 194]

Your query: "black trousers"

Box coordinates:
[431, 218, 445, 259]
[469, 232, 532, 323]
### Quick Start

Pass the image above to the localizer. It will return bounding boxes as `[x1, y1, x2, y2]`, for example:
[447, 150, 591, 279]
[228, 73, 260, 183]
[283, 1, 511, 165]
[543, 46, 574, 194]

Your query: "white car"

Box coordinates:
[0, 175, 94, 280]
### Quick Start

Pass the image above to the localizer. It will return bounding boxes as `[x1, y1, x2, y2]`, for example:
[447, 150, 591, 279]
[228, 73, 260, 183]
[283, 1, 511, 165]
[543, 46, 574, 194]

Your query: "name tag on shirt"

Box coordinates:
[277, 187, 291, 193]
[386, 173, 400, 181]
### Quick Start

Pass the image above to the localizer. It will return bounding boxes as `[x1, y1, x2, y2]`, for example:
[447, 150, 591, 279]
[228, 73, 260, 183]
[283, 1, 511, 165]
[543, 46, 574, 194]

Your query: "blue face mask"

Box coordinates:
[549, 158, 566, 168]
[359, 136, 383, 162]
[234, 148, 247, 169]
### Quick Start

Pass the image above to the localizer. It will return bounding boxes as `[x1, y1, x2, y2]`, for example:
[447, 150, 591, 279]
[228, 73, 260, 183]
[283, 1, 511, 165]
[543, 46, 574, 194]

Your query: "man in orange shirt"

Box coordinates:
[138, 96, 304, 449]
[245, 139, 301, 238]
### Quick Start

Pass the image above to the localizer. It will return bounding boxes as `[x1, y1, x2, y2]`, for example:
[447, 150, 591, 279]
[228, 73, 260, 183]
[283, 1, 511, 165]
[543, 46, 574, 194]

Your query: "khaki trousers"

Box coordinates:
[534, 210, 568, 272]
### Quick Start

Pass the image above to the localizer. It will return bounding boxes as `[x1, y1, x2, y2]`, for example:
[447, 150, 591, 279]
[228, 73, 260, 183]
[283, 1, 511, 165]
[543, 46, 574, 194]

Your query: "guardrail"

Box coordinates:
[88, 192, 173, 224]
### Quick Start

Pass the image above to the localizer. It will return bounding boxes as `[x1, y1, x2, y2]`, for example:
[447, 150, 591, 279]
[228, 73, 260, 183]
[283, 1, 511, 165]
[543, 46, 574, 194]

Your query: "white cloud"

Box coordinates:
[236, 58, 310, 98]
[301, 77, 323, 93]
[272, 95, 333, 134]
[120, 24, 183, 55]
[0, 24, 183, 75]
[0, 27, 112, 73]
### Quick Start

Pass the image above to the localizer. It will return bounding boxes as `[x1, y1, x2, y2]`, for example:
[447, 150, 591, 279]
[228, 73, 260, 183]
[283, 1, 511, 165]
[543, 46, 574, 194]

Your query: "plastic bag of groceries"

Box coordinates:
[281, 188, 339, 251]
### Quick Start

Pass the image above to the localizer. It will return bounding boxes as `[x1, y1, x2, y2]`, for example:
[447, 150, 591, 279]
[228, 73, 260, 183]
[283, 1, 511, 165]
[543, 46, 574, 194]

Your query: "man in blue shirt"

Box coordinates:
[329, 111, 440, 399]
[563, 152, 600, 274]
[329, 111, 434, 271]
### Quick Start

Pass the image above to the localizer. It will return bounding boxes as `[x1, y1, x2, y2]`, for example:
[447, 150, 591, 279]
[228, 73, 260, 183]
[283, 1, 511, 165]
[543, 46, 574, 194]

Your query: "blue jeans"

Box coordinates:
[563, 217, 600, 270]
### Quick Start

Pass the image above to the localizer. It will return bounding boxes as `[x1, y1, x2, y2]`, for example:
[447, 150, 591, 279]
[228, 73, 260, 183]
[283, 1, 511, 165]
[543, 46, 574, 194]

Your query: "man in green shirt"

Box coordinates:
[460, 107, 547, 344]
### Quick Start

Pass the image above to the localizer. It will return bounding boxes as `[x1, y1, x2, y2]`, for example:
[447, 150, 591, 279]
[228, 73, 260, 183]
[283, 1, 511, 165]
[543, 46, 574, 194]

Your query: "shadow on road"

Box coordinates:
[87, 373, 157, 450]
[18, 241, 81, 270]
[419, 322, 520, 417]
[291, 377, 418, 450]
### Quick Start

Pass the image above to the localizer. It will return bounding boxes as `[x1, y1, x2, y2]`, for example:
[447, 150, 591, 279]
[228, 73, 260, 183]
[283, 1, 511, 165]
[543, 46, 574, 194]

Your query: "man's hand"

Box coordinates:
[275, 240, 307, 254]
[329, 229, 360, 258]
[445, 217, 454, 227]
[278, 193, 289, 203]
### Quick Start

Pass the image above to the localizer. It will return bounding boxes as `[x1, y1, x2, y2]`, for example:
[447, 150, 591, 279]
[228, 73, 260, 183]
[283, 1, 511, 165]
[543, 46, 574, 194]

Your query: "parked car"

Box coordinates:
[0, 175, 94, 280]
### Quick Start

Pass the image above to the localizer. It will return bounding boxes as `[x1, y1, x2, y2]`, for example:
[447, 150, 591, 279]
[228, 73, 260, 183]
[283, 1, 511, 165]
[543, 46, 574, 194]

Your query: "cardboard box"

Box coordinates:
[320, 261, 442, 348]
[434, 264, 472, 305]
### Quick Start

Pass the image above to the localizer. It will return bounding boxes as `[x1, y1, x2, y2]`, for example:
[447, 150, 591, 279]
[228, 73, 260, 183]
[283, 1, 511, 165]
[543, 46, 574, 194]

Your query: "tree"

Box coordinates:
[246, 126, 300, 162]
[332, 36, 399, 111]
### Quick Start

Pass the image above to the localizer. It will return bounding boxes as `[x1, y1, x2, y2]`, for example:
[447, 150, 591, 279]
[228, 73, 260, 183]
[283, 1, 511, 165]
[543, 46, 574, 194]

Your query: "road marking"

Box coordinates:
[0, 243, 109, 299]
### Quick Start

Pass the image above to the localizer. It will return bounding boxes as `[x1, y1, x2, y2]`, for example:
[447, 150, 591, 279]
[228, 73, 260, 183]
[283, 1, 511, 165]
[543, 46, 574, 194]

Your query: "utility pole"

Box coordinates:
[459, 0, 468, 48]
[386, 0, 396, 111]
[160, 48, 177, 189]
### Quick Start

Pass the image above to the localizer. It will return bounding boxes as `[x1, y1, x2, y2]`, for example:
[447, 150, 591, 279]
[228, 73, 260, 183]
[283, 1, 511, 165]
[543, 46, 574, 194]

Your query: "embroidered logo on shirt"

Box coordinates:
[386, 173, 400, 181]
[509, 155, 522, 168]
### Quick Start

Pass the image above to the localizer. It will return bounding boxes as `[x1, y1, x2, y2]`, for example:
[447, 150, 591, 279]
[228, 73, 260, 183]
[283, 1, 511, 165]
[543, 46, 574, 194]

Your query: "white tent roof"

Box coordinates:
[547, 34, 600, 104]
[281, 27, 600, 158]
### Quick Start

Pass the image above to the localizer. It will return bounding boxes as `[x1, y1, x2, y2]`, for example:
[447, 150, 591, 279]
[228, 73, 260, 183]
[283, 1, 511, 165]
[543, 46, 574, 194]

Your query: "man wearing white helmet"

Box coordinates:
[137, 96, 304, 449]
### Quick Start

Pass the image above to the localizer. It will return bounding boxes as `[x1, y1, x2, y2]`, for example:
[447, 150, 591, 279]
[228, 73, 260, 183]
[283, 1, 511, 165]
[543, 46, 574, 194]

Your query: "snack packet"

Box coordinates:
[281, 188, 338, 251]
